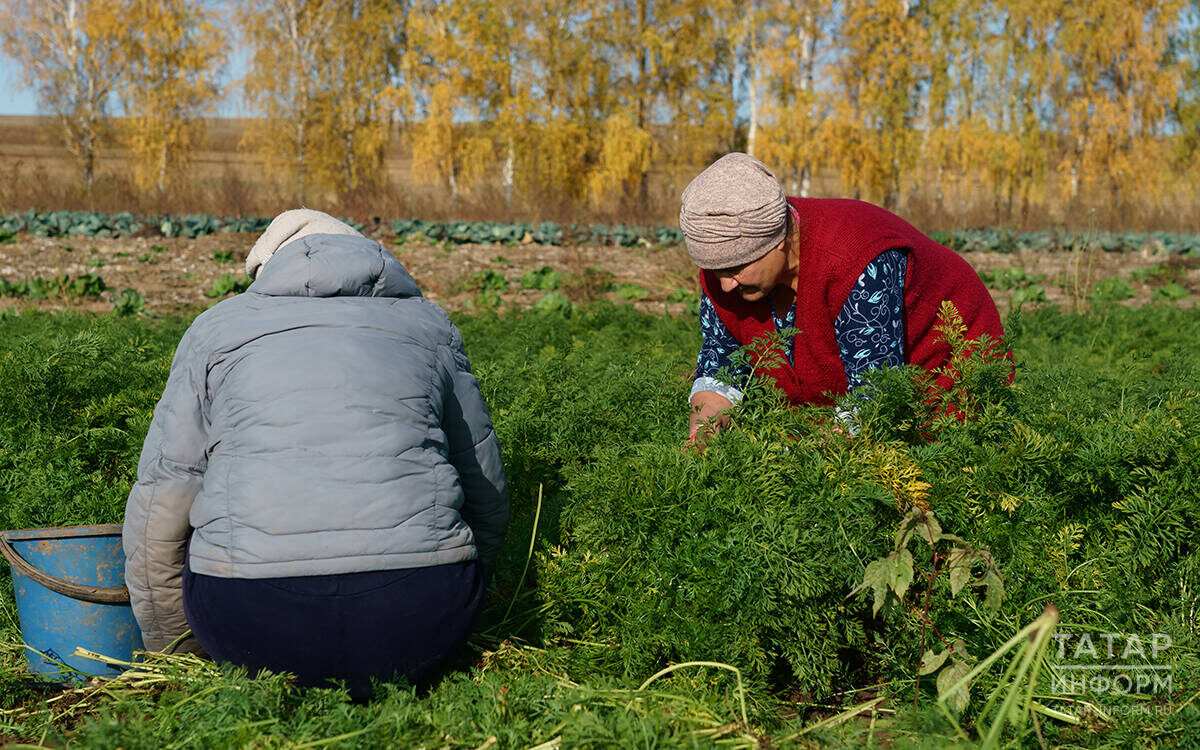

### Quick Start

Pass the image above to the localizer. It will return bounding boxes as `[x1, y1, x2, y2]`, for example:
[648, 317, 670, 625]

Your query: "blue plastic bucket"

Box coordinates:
[1, 524, 143, 678]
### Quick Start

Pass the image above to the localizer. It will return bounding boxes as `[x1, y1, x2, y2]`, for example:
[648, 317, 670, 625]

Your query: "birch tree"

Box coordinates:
[916, 0, 989, 215]
[240, 0, 406, 201]
[583, 0, 664, 206]
[401, 0, 499, 202]
[1172, 0, 1200, 178]
[756, 0, 834, 197]
[120, 0, 226, 195]
[406, 0, 533, 206]
[0, 0, 129, 190]
[239, 0, 336, 203]
[825, 0, 928, 208]
[307, 0, 408, 196]
[635, 0, 738, 199]
[1051, 0, 1187, 210]
[519, 0, 602, 203]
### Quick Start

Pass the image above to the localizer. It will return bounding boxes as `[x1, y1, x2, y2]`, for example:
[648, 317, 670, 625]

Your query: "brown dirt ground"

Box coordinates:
[0, 233, 1196, 318]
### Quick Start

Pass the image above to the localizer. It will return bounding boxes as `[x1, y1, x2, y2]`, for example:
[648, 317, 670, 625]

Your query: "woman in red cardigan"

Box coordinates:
[682, 153, 1006, 442]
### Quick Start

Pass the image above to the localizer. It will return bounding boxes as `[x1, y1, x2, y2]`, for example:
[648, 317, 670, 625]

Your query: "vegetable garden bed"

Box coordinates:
[0, 300, 1197, 747]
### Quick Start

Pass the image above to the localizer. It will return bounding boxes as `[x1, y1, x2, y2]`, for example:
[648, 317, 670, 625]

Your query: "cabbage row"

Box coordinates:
[0, 211, 276, 240]
[388, 218, 684, 247]
[2, 209, 1199, 254]
[930, 227, 1200, 255]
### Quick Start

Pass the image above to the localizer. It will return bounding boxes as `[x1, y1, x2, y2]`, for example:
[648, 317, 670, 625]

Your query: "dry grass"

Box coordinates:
[3, 116, 1199, 231]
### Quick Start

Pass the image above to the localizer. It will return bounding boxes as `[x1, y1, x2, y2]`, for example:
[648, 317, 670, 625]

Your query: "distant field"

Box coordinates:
[0, 116, 432, 220]
[0, 115, 692, 223]
[12, 115, 1197, 232]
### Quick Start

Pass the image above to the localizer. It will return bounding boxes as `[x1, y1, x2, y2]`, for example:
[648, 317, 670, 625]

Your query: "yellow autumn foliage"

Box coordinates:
[0, 0, 130, 187]
[239, 0, 402, 202]
[120, 0, 225, 195]
[1, 0, 1197, 218]
[823, 441, 933, 512]
[588, 113, 653, 207]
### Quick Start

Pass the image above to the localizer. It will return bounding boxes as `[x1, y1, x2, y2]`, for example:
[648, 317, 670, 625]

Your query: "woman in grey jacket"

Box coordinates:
[122, 209, 509, 696]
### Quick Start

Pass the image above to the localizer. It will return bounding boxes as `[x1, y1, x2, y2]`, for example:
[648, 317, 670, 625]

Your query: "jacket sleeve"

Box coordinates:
[123, 329, 210, 652]
[691, 289, 748, 404]
[439, 325, 509, 576]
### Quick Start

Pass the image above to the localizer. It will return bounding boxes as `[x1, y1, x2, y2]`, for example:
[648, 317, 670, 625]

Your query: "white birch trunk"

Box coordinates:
[746, 0, 759, 157]
[796, 9, 816, 198]
[1070, 135, 1085, 202]
[502, 140, 515, 209]
[158, 142, 168, 196]
[747, 69, 758, 157]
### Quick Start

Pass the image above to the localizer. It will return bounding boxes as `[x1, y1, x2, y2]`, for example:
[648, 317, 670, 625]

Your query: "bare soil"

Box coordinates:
[965, 248, 1200, 310]
[0, 233, 1195, 318]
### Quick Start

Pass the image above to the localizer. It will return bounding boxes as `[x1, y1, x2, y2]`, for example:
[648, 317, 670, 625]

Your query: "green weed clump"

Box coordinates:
[1091, 276, 1134, 302]
[615, 282, 649, 300]
[203, 273, 252, 298]
[1152, 282, 1189, 301]
[979, 267, 1043, 290]
[110, 288, 147, 317]
[532, 290, 572, 315]
[0, 274, 106, 299]
[471, 269, 509, 292]
[518, 265, 561, 290]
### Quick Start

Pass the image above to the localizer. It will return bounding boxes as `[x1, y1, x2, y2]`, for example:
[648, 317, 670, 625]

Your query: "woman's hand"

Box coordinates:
[688, 391, 735, 446]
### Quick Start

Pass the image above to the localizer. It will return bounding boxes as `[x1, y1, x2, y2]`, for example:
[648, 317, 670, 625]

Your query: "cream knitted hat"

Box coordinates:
[678, 153, 788, 269]
[245, 209, 364, 278]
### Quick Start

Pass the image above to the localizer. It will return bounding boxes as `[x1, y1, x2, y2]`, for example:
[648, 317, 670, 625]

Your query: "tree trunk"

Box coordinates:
[295, 121, 304, 204]
[1069, 134, 1085, 203]
[636, 0, 650, 204]
[502, 140, 515, 210]
[1020, 177, 1032, 227]
[344, 128, 356, 194]
[157, 141, 168, 197]
[935, 164, 944, 217]
[797, 10, 816, 198]
[746, 0, 759, 157]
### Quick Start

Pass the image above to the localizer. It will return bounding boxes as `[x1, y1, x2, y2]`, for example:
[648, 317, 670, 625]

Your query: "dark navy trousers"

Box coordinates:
[182, 553, 485, 698]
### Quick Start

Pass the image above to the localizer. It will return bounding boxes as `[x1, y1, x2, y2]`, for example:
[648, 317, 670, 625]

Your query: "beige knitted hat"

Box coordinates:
[245, 209, 364, 278]
[678, 153, 788, 269]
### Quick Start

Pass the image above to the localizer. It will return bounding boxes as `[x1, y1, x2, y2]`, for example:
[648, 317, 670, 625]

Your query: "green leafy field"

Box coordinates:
[1, 299, 1198, 748]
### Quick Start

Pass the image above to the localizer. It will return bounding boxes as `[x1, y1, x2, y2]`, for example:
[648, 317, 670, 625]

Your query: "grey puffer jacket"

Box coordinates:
[123, 234, 509, 651]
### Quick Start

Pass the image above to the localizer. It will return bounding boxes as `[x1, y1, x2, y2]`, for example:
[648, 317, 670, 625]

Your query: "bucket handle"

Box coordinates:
[0, 531, 130, 605]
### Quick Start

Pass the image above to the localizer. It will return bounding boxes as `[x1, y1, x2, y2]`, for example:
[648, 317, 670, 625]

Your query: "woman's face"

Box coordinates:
[711, 236, 789, 302]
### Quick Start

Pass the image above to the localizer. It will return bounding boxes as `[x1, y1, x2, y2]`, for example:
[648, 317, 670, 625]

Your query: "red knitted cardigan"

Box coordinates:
[699, 197, 1008, 406]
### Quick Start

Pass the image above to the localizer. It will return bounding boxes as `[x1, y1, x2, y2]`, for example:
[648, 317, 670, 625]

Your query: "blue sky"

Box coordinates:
[0, 48, 250, 117]
[1, 0, 246, 117]
[0, 60, 38, 115]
